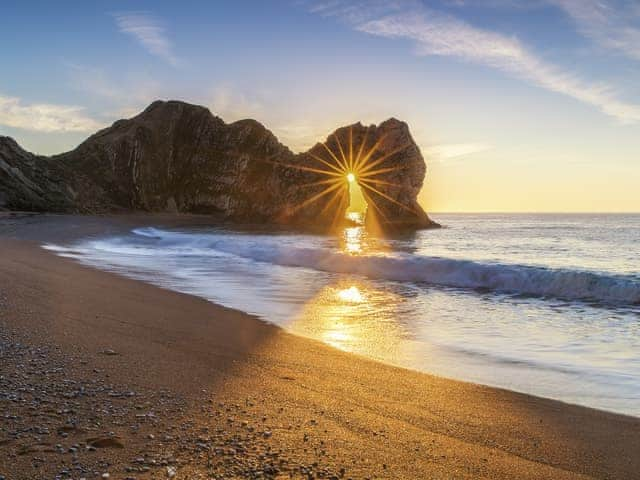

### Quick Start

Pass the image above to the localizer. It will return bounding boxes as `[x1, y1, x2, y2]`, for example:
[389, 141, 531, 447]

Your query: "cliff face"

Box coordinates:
[0, 137, 74, 212]
[1, 100, 437, 230]
[54, 101, 294, 218]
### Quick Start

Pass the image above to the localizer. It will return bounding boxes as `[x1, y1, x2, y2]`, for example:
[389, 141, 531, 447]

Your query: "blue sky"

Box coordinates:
[1, 0, 639, 211]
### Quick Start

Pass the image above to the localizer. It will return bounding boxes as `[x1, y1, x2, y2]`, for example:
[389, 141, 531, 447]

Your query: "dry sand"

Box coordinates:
[0, 214, 638, 479]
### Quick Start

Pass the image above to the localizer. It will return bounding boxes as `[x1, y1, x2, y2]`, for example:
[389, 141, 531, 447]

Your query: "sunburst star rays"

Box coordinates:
[269, 126, 415, 225]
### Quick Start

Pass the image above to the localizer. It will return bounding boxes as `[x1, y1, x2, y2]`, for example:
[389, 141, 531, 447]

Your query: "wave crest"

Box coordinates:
[123, 228, 640, 306]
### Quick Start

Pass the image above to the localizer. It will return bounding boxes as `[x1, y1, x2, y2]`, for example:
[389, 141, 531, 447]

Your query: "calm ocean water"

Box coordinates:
[45, 214, 640, 416]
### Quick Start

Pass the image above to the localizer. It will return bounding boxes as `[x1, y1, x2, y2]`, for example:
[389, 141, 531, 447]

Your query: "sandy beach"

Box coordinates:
[1, 214, 639, 480]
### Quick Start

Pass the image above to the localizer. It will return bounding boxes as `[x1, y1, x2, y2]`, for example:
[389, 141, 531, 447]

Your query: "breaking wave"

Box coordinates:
[80, 227, 636, 306]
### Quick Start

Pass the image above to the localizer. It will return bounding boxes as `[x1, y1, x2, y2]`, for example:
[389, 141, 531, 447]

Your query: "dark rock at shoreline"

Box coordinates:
[0, 100, 437, 230]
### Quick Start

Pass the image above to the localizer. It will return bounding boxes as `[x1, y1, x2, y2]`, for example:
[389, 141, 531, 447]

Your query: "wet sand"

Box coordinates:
[0, 214, 638, 479]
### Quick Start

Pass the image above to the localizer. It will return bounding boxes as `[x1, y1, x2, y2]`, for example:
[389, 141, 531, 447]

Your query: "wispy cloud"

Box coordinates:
[548, 0, 640, 61]
[0, 95, 102, 133]
[310, 1, 640, 123]
[113, 12, 179, 66]
[442, 0, 640, 58]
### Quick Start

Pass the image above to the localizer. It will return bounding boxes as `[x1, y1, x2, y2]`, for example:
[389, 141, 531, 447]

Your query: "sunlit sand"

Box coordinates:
[2, 1, 639, 478]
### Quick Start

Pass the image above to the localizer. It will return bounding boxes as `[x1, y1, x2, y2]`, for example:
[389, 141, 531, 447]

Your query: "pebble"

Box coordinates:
[0, 329, 348, 480]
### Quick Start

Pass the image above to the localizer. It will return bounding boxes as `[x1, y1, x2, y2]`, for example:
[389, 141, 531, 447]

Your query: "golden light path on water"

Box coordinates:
[289, 278, 413, 362]
[288, 219, 425, 366]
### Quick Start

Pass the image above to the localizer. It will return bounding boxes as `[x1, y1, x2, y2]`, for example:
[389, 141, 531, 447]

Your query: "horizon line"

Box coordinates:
[428, 211, 640, 215]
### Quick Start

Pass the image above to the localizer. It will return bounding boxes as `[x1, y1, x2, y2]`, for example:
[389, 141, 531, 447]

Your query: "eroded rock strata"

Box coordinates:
[0, 100, 437, 230]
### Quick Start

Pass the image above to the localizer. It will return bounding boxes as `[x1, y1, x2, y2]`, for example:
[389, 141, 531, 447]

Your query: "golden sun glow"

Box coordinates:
[287, 280, 408, 360]
[346, 180, 367, 216]
[268, 125, 416, 228]
[337, 285, 364, 303]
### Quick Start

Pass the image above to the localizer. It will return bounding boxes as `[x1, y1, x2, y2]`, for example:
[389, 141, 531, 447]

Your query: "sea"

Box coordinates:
[44, 213, 640, 416]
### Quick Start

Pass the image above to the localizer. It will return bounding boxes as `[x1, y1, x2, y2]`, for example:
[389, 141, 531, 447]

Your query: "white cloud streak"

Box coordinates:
[0, 95, 102, 133]
[310, 1, 640, 123]
[548, 0, 640, 61]
[113, 12, 179, 66]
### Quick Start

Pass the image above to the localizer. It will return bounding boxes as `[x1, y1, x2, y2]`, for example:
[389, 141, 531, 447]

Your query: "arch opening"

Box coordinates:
[345, 174, 368, 225]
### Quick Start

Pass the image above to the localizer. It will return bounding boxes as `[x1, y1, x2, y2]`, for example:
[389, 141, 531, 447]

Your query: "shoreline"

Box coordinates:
[1, 215, 639, 479]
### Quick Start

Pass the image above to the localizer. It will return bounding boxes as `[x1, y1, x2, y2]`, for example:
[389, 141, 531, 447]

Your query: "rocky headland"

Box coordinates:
[0, 100, 436, 230]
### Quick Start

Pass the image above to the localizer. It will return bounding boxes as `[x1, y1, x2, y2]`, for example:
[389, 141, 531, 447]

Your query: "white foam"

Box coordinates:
[117, 227, 640, 306]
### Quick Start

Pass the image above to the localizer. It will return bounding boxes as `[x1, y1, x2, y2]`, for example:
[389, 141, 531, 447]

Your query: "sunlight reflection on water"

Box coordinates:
[288, 279, 416, 365]
[43, 214, 640, 416]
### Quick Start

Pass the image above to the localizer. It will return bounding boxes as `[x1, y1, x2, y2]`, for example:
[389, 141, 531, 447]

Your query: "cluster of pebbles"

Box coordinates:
[0, 329, 351, 480]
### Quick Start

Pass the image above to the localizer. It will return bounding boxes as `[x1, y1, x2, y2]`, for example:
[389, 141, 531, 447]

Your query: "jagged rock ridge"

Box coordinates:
[0, 100, 437, 230]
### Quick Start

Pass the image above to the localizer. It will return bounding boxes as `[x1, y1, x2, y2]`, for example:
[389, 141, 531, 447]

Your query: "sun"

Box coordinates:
[347, 172, 355, 183]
